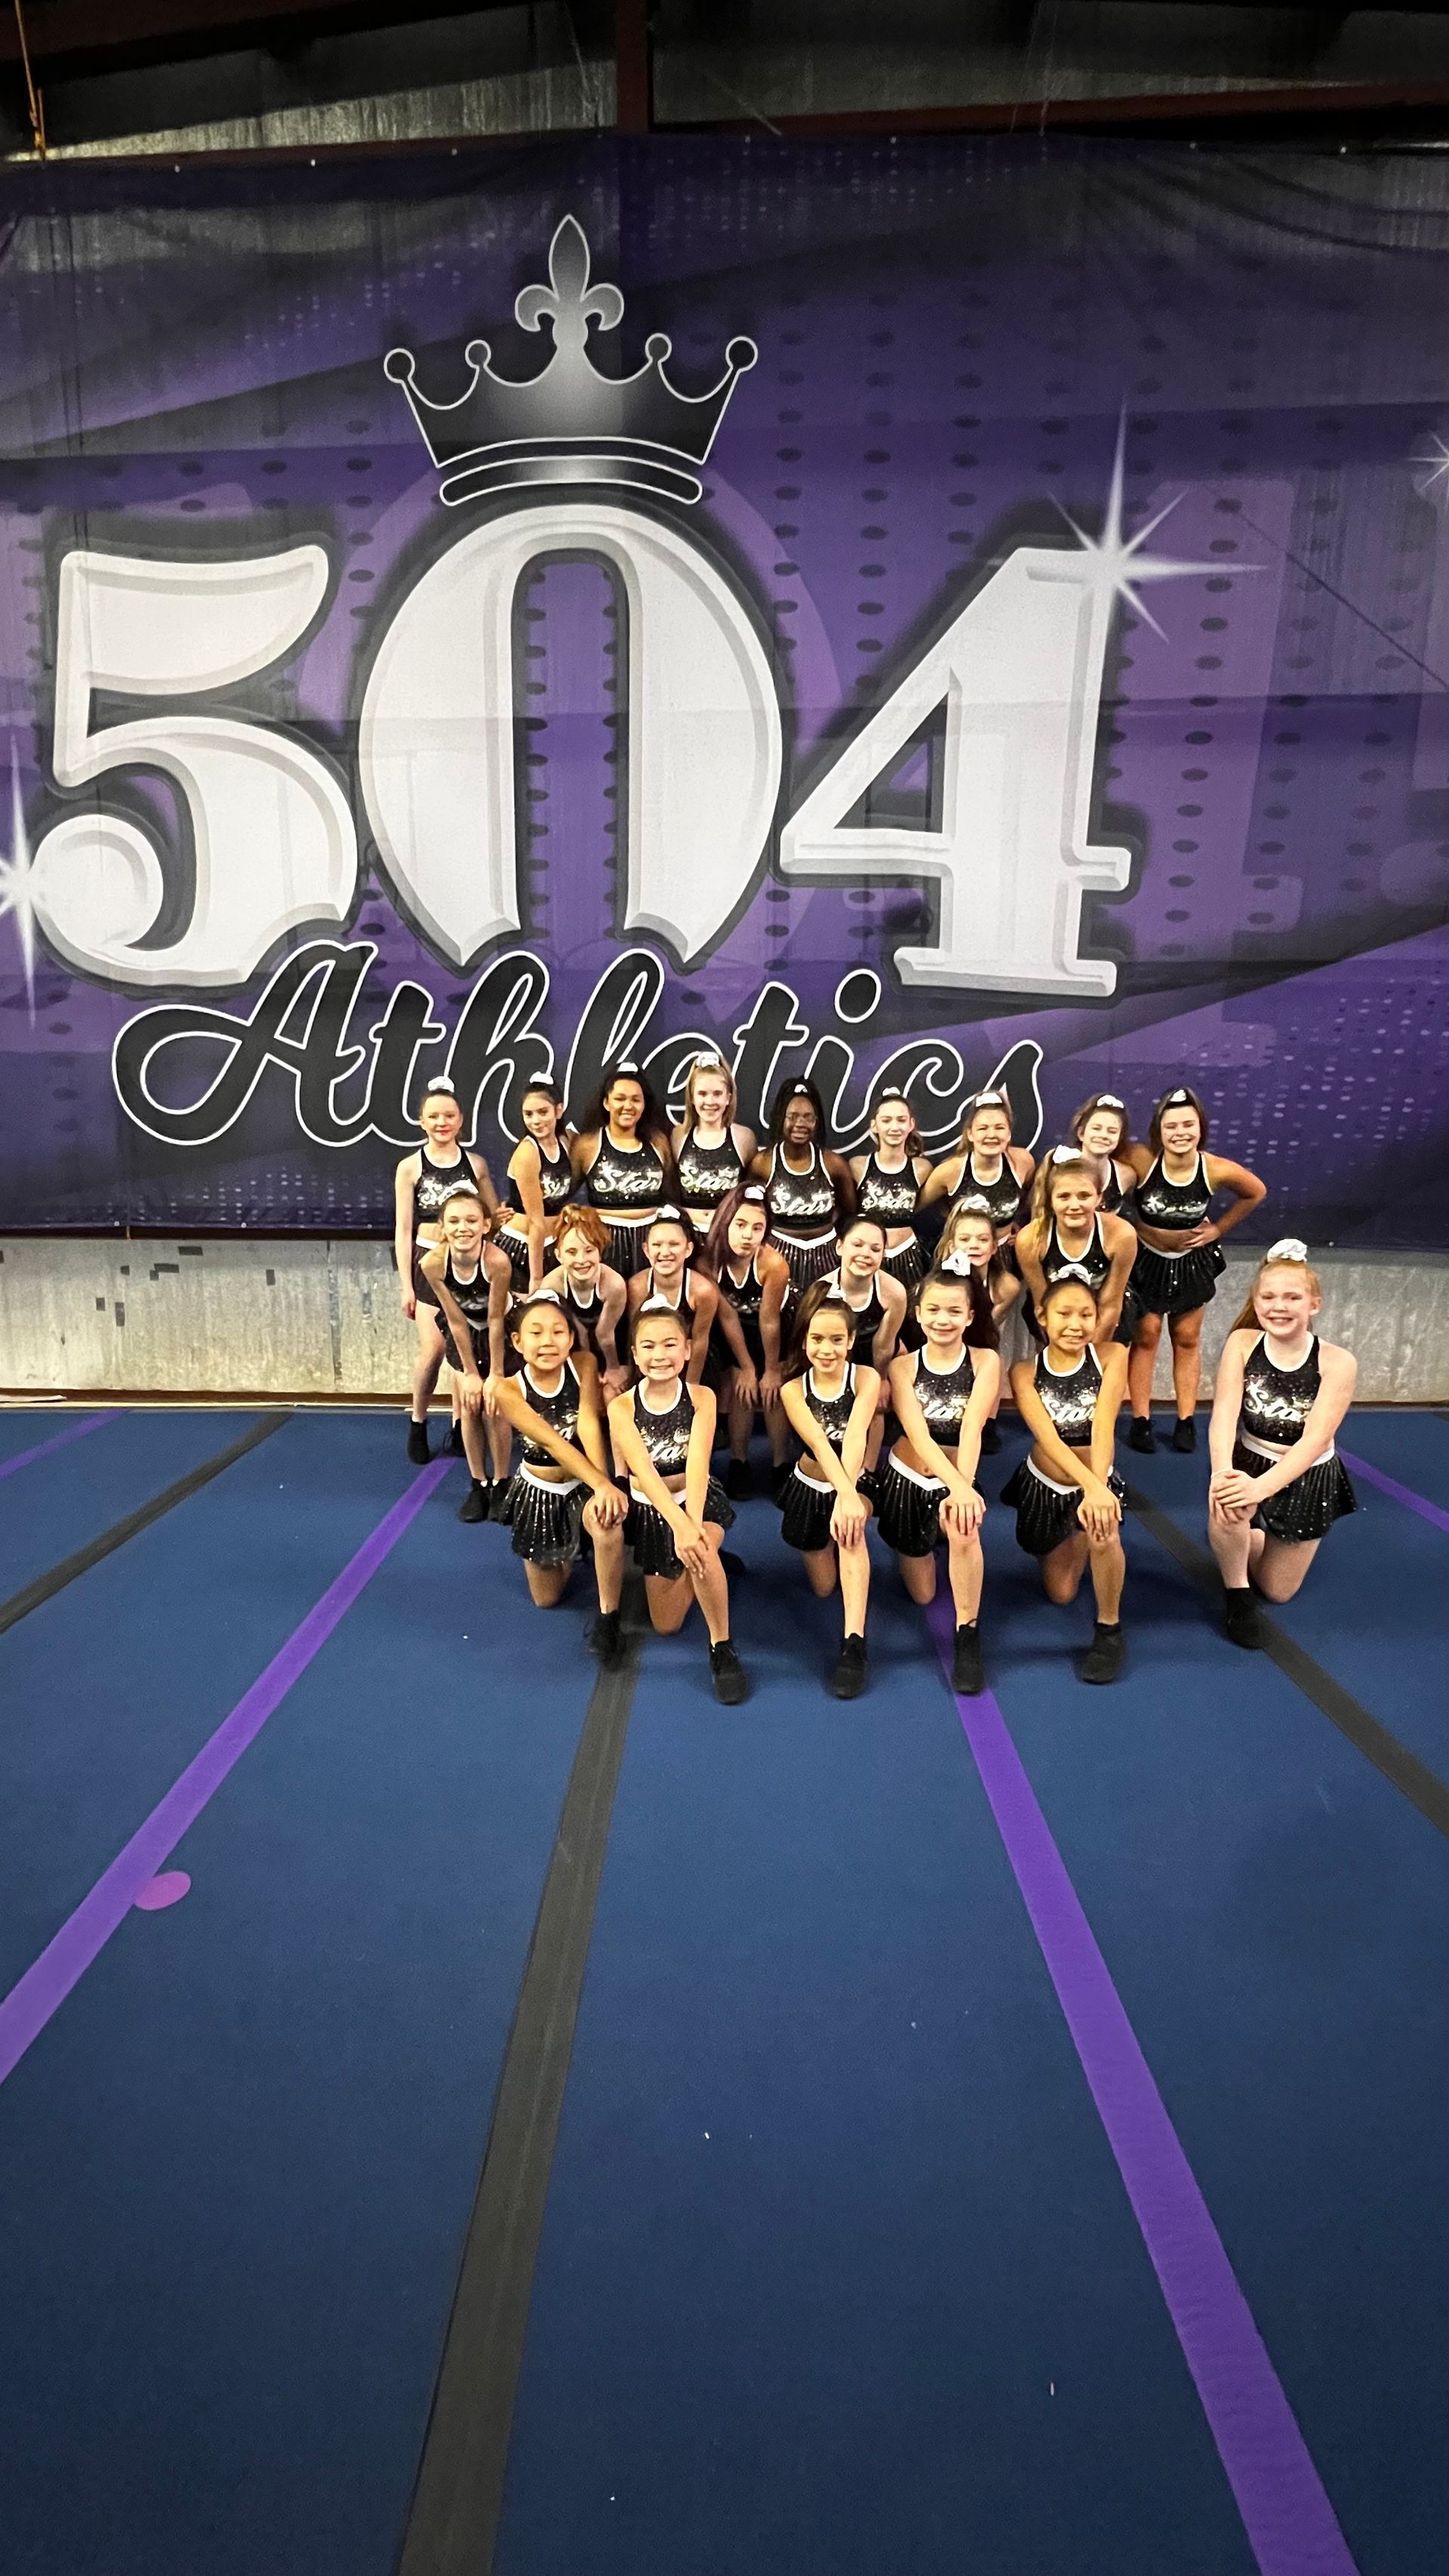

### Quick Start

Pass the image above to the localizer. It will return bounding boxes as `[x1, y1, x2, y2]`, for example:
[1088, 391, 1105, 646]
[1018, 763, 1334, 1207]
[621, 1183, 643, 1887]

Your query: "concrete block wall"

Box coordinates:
[1, 1236, 1447, 1404]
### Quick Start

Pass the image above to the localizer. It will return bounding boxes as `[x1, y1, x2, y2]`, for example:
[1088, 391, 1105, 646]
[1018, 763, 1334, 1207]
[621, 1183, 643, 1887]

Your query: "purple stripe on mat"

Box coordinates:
[0, 1460, 452, 2088]
[0, 1412, 115, 1482]
[1339, 1449, 1449, 1538]
[926, 1599, 1359, 2576]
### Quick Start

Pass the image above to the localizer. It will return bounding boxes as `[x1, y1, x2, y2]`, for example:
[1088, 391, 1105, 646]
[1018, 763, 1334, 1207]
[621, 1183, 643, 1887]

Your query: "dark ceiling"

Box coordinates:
[8, 0, 1449, 158]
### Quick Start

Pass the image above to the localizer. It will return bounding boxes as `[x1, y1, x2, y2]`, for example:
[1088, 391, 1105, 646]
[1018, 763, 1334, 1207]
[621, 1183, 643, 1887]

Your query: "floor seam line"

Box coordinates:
[0, 1413, 292, 1638]
[1124, 1483, 1449, 1842]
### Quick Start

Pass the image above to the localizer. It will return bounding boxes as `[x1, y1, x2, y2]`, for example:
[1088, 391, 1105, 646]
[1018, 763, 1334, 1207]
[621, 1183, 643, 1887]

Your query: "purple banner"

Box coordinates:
[1, 136, 1447, 1244]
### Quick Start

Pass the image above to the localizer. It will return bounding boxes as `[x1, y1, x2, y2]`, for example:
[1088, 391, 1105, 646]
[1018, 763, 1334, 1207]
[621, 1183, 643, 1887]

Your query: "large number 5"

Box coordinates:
[32, 548, 358, 988]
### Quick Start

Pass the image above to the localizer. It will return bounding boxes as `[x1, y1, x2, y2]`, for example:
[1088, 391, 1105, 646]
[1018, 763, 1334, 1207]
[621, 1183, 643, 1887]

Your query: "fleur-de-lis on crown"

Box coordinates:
[383, 214, 756, 507]
[514, 215, 623, 357]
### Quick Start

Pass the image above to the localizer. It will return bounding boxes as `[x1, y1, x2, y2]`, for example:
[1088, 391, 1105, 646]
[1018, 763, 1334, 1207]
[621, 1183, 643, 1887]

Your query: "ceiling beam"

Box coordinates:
[0, 0, 517, 78]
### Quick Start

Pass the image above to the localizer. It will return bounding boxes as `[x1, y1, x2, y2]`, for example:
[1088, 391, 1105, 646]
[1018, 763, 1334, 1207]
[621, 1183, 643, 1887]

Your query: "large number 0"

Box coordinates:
[358, 500, 782, 967]
[32, 549, 358, 987]
[780, 547, 1130, 996]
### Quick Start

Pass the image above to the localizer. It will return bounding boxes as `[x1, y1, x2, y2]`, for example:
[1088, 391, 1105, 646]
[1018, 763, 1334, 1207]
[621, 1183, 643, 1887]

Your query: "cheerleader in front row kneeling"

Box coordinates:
[486, 1293, 629, 1654]
[1004, 1273, 1129, 1685]
[1206, 1241, 1357, 1651]
[875, 1257, 1000, 1697]
[605, 1300, 749, 1704]
[777, 1294, 881, 1700]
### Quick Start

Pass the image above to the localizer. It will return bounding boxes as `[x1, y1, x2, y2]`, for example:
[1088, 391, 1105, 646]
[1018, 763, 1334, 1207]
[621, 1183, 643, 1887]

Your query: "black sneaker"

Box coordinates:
[487, 1475, 513, 1522]
[770, 1461, 793, 1503]
[979, 1420, 1002, 1456]
[1128, 1417, 1156, 1455]
[952, 1623, 984, 1695]
[723, 1456, 753, 1502]
[1223, 1587, 1263, 1651]
[719, 1550, 747, 1580]
[406, 1419, 431, 1465]
[830, 1635, 868, 1700]
[1080, 1623, 1124, 1685]
[709, 1640, 749, 1704]
[1171, 1416, 1197, 1454]
[589, 1608, 625, 1667]
[446, 1420, 466, 1458]
[457, 1479, 490, 1524]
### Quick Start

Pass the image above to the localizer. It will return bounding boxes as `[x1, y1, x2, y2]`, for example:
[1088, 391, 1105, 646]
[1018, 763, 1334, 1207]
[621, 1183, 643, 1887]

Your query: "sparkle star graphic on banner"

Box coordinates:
[1412, 431, 1449, 503]
[1057, 415, 1257, 637]
[0, 746, 39, 1020]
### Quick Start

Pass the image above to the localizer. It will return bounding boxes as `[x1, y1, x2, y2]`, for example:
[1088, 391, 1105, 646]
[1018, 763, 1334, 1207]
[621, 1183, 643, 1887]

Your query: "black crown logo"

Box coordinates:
[384, 216, 758, 508]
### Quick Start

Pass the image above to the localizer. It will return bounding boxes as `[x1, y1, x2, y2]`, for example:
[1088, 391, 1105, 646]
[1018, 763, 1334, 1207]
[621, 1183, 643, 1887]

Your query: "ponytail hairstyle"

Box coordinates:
[703, 1182, 774, 1278]
[679, 1051, 738, 1137]
[1231, 1239, 1323, 1334]
[438, 1184, 494, 1238]
[956, 1088, 1014, 1154]
[767, 1075, 832, 1151]
[868, 1088, 926, 1158]
[584, 1060, 675, 1163]
[520, 1079, 566, 1129]
[783, 1282, 858, 1381]
[1068, 1090, 1133, 1155]
[509, 1287, 573, 1346]
[937, 1196, 1011, 1315]
[644, 1204, 699, 1263]
[420, 1076, 461, 1111]
[552, 1202, 611, 1260]
[836, 1210, 889, 1257]
[1148, 1084, 1210, 1156]
[913, 1248, 999, 1353]
[1029, 1146, 1104, 1226]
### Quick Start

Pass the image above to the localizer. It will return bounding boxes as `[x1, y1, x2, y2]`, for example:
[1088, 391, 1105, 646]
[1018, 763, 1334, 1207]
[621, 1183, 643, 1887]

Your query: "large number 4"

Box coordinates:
[32, 548, 357, 987]
[780, 546, 1131, 996]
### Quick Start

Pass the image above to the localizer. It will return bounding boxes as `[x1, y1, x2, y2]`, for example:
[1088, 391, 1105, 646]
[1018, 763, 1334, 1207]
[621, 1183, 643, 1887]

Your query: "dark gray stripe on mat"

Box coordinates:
[0, 1414, 290, 1637]
[395, 1593, 645, 2576]
[1127, 1483, 1449, 1844]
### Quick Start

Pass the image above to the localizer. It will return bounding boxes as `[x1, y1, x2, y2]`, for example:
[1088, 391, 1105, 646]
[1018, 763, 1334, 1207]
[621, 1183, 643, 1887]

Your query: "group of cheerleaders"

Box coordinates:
[392, 1055, 1358, 1703]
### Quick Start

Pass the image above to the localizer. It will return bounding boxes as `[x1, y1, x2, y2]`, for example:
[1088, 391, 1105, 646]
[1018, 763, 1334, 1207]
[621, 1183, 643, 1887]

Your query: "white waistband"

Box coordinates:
[1240, 1430, 1335, 1465]
[793, 1460, 835, 1489]
[888, 1452, 947, 1494]
[1027, 1457, 1084, 1499]
[774, 1224, 837, 1247]
[519, 1462, 581, 1494]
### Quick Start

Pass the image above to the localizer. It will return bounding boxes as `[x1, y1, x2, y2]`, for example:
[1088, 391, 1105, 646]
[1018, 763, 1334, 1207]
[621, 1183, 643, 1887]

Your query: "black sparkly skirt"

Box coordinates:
[1002, 1457, 1126, 1557]
[494, 1220, 534, 1296]
[598, 1217, 654, 1279]
[780, 1465, 842, 1553]
[881, 1235, 927, 1290]
[499, 1469, 587, 1568]
[626, 1478, 735, 1577]
[1112, 1284, 1141, 1346]
[1129, 1239, 1225, 1318]
[774, 1231, 838, 1292]
[875, 1454, 947, 1556]
[1233, 1441, 1356, 1543]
